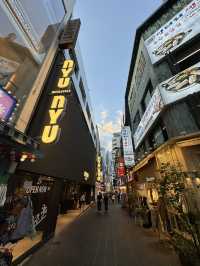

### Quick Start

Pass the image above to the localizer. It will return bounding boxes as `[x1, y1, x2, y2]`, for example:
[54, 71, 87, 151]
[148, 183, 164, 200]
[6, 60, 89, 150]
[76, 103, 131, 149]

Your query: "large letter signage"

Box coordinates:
[42, 60, 74, 144]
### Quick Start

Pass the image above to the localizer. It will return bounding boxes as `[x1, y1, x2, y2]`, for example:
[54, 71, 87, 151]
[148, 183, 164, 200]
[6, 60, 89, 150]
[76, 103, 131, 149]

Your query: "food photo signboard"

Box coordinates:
[145, 0, 200, 64]
[134, 88, 164, 149]
[159, 62, 200, 104]
[134, 62, 200, 149]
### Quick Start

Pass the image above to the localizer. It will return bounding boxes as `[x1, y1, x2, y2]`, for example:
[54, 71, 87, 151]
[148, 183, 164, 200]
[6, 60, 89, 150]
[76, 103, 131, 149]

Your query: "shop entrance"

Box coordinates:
[0, 170, 61, 263]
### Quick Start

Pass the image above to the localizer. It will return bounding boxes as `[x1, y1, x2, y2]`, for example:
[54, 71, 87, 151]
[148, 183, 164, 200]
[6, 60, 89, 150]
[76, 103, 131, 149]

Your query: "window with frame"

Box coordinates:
[0, 0, 66, 127]
[141, 81, 154, 113]
[79, 78, 86, 103]
[132, 111, 141, 133]
[86, 104, 91, 121]
[135, 52, 146, 89]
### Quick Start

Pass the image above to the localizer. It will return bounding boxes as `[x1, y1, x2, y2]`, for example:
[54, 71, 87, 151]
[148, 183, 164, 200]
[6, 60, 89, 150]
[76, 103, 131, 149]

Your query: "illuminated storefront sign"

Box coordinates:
[117, 158, 125, 177]
[97, 156, 103, 182]
[0, 86, 16, 121]
[42, 60, 74, 144]
[83, 171, 89, 181]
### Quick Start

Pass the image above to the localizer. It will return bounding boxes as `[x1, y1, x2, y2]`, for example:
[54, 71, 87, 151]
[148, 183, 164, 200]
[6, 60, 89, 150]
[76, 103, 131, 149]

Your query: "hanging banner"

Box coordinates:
[134, 89, 164, 149]
[159, 62, 200, 104]
[121, 126, 135, 167]
[145, 0, 200, 64]
[134, 61, 200, 149]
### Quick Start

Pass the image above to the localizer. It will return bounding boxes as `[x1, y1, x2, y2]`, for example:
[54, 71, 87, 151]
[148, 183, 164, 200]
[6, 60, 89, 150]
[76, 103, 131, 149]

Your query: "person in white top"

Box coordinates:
[79, 193, 86, 210]
[111, 194, 115, 204]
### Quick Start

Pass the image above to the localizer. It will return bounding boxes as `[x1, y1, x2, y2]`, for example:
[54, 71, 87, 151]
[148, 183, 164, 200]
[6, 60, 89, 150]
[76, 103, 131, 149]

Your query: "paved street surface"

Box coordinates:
[25, 204, 180, 266]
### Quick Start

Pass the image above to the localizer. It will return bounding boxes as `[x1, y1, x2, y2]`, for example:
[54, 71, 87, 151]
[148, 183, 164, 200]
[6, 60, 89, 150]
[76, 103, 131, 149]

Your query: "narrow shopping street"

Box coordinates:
[24, 204, 180, 266]
[1, 1, 200, 265]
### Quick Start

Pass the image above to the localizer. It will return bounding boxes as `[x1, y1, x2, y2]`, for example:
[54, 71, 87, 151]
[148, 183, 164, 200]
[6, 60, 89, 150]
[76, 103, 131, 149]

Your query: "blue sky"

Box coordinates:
[74, 0, 161, 150]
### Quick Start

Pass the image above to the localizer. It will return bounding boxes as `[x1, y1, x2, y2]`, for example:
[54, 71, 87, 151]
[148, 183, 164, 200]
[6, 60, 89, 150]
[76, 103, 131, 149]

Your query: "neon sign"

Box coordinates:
[0, 86, 16, 121]
[42, 60, 74, 144]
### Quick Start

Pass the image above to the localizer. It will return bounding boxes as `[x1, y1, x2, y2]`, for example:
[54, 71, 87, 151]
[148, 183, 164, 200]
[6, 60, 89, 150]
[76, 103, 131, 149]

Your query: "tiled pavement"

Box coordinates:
[24, 204, 181, 266]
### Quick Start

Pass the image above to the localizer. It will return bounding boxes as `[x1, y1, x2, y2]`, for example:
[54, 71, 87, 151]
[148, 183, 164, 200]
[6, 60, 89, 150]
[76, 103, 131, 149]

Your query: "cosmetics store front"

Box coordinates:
[0, 170, 60, 264]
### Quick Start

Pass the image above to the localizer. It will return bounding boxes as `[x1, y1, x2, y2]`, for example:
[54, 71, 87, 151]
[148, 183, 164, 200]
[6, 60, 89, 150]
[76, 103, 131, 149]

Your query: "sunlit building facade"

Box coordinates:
[125, 0, 200, 235]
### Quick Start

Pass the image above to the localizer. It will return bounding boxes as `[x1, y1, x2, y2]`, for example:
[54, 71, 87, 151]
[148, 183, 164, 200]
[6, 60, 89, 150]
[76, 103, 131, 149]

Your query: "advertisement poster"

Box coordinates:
[0, 86, 16, 121]
[133, 62, 200, 149]
[159, 62, 200, 104]
[121, 126, 135, 167]
[134, 89, 164, 149]
[145, 0, 200, 64]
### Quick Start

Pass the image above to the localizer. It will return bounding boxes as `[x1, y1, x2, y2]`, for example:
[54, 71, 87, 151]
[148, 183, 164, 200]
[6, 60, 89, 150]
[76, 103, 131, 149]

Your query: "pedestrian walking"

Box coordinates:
[142, 197, 152, 228]
[79, 193, 86, 210]
[103, 193, 109, 212]
[74, 192, 79, 209]
[111, 194, 115, 204]
[121, 192, 127, 208]
[97, 192, 102, 211]
[117, 193, 121, 204]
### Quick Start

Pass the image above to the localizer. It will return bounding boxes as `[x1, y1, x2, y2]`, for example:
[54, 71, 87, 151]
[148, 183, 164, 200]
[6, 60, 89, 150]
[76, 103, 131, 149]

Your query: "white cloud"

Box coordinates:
[100, 110, 108, 121]
[98, 109, 123, 151]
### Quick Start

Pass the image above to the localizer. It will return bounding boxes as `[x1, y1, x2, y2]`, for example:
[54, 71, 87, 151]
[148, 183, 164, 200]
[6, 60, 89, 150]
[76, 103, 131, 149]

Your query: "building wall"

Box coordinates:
[0, 0, 96, 146]
[127, 0, 200, 156]
[19, 51, 96, 184]
[65, 42, 97, 145]
[128, 38, 159, 130]
[162, 101, 199, 139]
[0, 0, 74, 131]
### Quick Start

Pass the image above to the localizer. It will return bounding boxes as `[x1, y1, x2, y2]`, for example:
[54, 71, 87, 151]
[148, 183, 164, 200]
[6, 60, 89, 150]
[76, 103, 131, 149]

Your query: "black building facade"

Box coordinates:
[19, 50, 96, 205]
[21, 52, 96, 183]
[0, 17, 97, 266]
[1, 49, 97, 264]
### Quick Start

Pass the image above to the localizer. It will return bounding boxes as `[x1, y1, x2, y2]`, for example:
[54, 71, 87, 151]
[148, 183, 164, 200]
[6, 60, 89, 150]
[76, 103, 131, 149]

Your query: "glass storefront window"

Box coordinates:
[0, 0, 66, 126]
[0, 172, 55, 262]
[19, 0, 65, 52]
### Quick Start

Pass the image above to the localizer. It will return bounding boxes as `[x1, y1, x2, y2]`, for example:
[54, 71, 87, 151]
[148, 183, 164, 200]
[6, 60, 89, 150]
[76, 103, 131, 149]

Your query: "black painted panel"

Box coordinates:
[19, 52, 96, 185]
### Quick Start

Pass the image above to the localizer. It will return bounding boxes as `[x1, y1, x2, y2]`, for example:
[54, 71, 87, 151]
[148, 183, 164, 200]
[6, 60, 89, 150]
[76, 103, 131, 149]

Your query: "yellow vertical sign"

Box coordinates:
[42, 60, 74, 144]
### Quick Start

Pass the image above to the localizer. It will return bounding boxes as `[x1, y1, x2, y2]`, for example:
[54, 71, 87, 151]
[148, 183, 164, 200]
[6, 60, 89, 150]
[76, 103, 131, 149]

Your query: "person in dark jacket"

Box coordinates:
[142, 197, 152, 228]
[117, 193, 121, 204]
[103, 193, 109, 212]
[97, 192, 102, 211]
